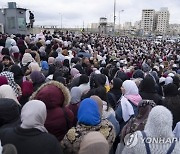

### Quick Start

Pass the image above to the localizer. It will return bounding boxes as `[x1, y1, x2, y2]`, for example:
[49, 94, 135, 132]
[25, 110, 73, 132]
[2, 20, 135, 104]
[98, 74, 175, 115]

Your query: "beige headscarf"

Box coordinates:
[0, 85, 21, 106]
[90, 95, 103, 117]
[79, 131, 109, 154]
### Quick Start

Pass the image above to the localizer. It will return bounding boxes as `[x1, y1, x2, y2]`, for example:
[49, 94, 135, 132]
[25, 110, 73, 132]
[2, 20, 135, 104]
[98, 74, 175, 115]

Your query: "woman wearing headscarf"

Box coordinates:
[19, 81, 33, 106]
[0, 100, 63, 154]
[30, 71, 45, 91]
[107, 78, 123, 110]
[20, 53, 34, 75]
[121, 106, 180, 154]
[115, 80, 142, 129]
[77, 74, 90, 95]
[0, 98, 20, 130]
[0, 71, 21, 97]
[69, 68, 81, 88]
[61, 98, 115, 154]
[10, 65, 23, 86]
[139, 75, 163, 105]
[68, 87, 82, 126]
[82, 73, 107, 101]
[115, 70, 129, 82]
[163, 83, 180, 129]
[79, 131, 109, 154]
[30, 81, 74, 141]
[0, 85, 21, 106]
[115, 100, 156, 153]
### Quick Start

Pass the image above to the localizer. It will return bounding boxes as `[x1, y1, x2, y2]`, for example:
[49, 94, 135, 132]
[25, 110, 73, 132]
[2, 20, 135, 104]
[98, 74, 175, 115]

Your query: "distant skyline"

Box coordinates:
[0, 0, 180, 27]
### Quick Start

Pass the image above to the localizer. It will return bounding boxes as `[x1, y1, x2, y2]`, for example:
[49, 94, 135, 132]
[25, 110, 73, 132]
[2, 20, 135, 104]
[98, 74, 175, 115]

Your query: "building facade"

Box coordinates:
[0, 2, 27, 34]
[141, 8, 170, 35]
[141, 9, 156, 34]
[156, 8, 170, 34]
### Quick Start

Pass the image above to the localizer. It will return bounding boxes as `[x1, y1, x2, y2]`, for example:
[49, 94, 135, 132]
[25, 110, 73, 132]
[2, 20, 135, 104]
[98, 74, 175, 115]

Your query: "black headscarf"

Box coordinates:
[139, 75, 156, 93]
[164, 83, 179, 97]
[112, 78, 123, 90]
[10, 65, 23, 86]
[90, 74, 106, 89]
[116, 71, 129, 82]
[133, 69, 144, 79]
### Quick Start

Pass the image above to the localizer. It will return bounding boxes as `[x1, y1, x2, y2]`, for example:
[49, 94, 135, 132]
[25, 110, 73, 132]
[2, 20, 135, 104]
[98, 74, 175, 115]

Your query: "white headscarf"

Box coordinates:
[173, 122, 180, 138]
[21, 53, 34, 66]
[0, 85, 20, 106]
[165, 77, 173, 85]
[0, 140, 2, 154]
[122, 80, 139, 95]
[21, 100, 48, 133]
[70, 87, 82, 104]
[144, 106, 174, 138]
[121, 80, 142, 121]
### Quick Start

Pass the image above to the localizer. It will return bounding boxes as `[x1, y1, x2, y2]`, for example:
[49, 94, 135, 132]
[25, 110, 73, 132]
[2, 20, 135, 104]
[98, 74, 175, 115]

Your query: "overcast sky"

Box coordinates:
[0, 0, 180, 27]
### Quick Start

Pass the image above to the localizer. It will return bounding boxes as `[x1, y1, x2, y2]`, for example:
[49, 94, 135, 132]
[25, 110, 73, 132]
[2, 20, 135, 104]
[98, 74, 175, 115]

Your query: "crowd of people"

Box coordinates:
[0, 30, 179, 154]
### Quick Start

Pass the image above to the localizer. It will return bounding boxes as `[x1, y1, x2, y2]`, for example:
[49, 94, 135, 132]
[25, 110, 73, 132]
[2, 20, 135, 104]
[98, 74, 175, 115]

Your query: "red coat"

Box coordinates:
[30, 81, 74, 141]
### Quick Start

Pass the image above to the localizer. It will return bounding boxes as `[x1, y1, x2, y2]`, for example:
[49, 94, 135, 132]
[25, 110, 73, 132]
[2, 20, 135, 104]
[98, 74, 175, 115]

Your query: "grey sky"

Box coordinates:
[0, 0, 180, 27]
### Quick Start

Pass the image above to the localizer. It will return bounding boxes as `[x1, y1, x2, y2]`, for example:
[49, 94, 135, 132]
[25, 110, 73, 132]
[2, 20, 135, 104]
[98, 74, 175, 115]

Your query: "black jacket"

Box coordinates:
[163, 95, 180, 129]
[0, 127, 63, 154]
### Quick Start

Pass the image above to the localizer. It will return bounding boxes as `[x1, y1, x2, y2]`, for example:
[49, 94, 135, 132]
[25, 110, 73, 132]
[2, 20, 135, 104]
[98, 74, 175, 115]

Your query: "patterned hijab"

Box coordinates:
[0, 71, 19, 97]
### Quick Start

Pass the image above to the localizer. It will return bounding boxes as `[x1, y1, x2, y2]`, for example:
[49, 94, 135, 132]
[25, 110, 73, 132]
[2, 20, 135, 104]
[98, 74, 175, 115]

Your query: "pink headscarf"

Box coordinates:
[122, 80, 142, 106]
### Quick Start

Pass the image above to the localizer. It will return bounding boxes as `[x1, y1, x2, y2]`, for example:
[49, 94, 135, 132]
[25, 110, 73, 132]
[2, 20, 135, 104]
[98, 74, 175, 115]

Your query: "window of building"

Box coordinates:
[18, 18, 26, 29]
[7, 17, 16, 29]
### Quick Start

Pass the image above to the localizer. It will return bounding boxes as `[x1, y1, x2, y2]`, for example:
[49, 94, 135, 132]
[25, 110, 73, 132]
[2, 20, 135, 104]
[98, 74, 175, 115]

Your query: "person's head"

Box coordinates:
[90, 74, 106, 89]
[110, 78, 123, 90]
[2, 55, 11, 66]
[30, 71, 45, 84]
[21, 100, 48, 132]
[79, 131, 109, 154]
[145, 106, 174, 138]
[48, 57, 55, 65]
[137, 100, 156, 119]
[164, 83, 179, 97]
[0, 85, 20, 105]
[116, 71, 129, 82]
[1, 48, 10, 56]
[139, 75, 156, 93]
[0, 98, 20, 127]
[30, 81, 71, 108]
[70, 87, 82, 104]
[121, 80, 139, 95]
[10, 64, 23, 78]
[54, 76, 66, 85]
[78, 98, 101, 126]
[79, 74, 89, 85]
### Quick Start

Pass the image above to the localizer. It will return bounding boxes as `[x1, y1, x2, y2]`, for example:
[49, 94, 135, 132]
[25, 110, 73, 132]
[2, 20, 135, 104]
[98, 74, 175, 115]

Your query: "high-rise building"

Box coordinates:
[141, 9, 156, 33]
[156, 7, 170, 34]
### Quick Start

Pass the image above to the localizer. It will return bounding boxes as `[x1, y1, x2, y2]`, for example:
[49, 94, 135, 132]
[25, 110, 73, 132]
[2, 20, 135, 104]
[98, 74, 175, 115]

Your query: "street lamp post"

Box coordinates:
[113, 0, 116, 34]
[119, 10, 124, 34]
